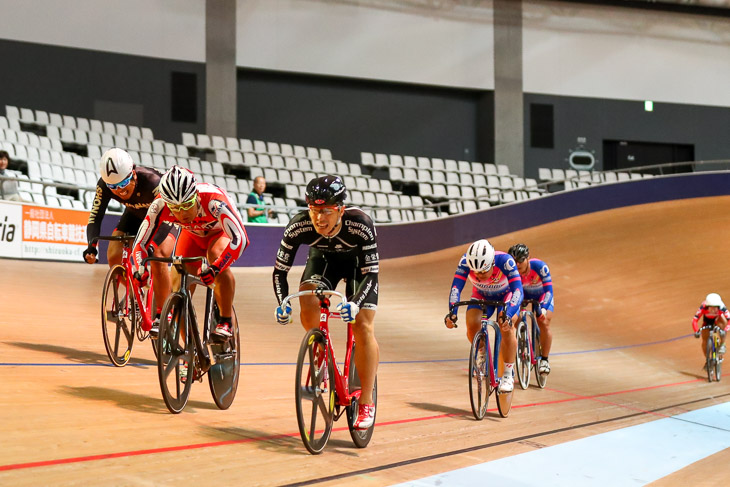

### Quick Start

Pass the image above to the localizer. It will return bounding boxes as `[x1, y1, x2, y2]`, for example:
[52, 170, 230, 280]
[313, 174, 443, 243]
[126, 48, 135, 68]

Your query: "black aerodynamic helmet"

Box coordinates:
[305, 175, 347, 206]
[508, 243, 530, 262]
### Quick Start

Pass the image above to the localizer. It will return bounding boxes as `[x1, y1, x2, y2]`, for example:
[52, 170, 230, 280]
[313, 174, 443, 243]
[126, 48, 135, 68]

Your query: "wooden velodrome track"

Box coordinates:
[2, 196, 729, 486]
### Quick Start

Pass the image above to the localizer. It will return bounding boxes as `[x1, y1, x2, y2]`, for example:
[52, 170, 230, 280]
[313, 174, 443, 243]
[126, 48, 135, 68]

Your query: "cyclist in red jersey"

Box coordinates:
[132, 165, 249, 340]
[692, 293, 728, 364]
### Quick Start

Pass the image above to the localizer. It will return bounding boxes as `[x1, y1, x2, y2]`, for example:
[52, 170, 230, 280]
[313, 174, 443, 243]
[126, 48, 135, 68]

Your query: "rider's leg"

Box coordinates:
[207, 233, 234, 318]
[352, 308, 379, 405]
[537, 310, 553, 357]
[714, 316, 728, 356]
[150, 232, 175, 312]
[298, 282, 321, 332]
[499, 313, 519, 364]
[699, 318, 709, 358]
[465, 308, 483, 344]
[107, 229, 125, 267]
[297, 251, 330, 332]
[212, 267, 234, 317]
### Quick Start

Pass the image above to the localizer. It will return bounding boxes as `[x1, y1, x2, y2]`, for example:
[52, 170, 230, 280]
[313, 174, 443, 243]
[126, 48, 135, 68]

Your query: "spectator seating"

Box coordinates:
[4, 104, 653, 225]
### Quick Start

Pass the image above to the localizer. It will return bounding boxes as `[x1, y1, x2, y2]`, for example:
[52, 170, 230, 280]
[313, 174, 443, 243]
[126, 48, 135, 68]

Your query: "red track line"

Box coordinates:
[0, 378, 704, 472]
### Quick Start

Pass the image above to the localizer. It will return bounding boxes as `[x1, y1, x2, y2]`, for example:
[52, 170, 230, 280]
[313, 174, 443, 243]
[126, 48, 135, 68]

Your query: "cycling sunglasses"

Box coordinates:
[308, 204, 340, 216]
[167, 194, 197, 212]
[106, 173, 134, 190]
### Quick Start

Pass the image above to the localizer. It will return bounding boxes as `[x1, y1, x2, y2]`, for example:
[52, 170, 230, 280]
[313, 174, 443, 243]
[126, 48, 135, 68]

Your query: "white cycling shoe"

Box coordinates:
[538, 359, 551, 375]
[498, 375, 514, 393]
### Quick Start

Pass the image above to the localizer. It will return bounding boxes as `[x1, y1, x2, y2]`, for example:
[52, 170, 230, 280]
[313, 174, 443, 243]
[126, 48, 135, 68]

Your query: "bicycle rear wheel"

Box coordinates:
[157, 292, 194, 413]
[533, 322, 548, 389]
[101, 265, 136, 366]
[209, 306, 241, 410]
[346, 343, 377, 448]
[469, 329, 490, 420]
[515, 320, 530, 390]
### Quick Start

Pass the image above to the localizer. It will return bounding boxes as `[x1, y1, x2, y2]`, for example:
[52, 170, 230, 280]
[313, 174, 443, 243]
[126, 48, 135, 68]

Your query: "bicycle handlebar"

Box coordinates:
[697, 324, 727, 336]
[281, 289, 347, 311]
[91, 235, 135, 246]
[449, 299, 506, 313]
[142, 255, 209, 268]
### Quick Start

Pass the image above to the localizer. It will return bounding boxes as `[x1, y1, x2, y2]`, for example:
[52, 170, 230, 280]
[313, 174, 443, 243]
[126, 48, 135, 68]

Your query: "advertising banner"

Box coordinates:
[21, 204, 86, 261]
[0, 201, 22, 258]
[0, 201, 87, 261]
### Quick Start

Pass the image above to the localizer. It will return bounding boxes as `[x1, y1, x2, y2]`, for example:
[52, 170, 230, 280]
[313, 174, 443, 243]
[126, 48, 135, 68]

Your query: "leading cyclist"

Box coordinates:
[692, 292, 729, 366]
[132, 165, 249, 345]
[445, 239, 523, 393]
[273, 175, 379, 430]
[83, 148, 176, 328]
[508, 243, 554, 376]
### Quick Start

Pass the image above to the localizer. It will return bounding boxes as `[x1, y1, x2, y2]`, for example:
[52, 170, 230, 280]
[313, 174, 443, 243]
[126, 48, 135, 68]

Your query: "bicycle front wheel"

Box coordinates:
[469, 329, 490, 420]
[515, 321, 530, 390]
[706, 337, 715, 382]
[157, 293, 194, 413]
[209, 306, 241, 410]
[496, 329, 513, 418]
[295, 328, 335, 454]
[346, 343, 377, 448]
[101, 265, 136, 366]
[715, 335, 723, 381]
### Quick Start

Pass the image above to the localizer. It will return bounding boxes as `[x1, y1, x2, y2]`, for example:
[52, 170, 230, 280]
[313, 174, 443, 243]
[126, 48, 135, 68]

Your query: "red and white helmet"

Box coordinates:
[159, 165, 198, 205]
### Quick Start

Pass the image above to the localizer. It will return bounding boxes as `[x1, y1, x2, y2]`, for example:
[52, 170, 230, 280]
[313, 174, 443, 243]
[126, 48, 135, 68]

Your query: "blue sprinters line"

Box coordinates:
[552, 333, 693, 356]
[0, 334, 695, 367]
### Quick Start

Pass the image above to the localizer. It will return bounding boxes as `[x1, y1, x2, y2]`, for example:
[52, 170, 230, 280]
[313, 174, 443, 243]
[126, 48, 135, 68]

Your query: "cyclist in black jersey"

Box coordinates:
[273, 175, 380, 430]
[83, 148, 177, 324]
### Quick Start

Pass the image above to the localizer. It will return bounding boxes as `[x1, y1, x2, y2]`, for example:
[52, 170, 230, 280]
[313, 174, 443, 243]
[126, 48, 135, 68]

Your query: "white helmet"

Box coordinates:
[466, 239, 495, 273]
[705, 293, 724, 308]
[159, 165, 197, 205]
[100, 148, 134, 185]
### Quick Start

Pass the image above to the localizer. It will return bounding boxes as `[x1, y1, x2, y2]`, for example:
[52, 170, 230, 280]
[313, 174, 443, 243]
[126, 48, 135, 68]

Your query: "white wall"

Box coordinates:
[523, 1, 730, 107]
[235, 0, 494, 89]
[0, 0, 728, 106]
[0, 0, 206, 62]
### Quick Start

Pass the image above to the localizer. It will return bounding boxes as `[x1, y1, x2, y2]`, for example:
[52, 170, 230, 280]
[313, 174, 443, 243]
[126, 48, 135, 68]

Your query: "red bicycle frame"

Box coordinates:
[283, 289, 361, 407]
[521, 299, 542, 367]
[94, 235, 155, 332]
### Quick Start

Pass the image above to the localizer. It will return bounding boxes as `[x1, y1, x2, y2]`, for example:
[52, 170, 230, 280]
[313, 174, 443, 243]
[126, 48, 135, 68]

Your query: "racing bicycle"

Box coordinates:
[515, 299, 548, 389]
[697, 323, 725, 382]
[280, 289, 377, 454]
[449, 299, 513, 420]
[145, 255, 241, 413]
[93, 235, 157, 366]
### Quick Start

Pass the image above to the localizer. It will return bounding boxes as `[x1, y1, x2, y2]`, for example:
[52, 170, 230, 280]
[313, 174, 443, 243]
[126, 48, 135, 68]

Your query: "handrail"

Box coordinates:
[5, 159, 730, 223]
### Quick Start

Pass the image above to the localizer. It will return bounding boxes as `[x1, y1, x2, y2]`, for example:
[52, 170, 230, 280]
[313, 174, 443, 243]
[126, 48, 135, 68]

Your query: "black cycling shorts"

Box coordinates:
[117, 210, 178, 248]
[300, 248, 378, 310]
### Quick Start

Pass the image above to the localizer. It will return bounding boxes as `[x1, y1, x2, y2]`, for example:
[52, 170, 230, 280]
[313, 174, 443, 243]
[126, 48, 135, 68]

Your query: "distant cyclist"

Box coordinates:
[692, 293, 728, 365]
[273, 175, 380, 430]
[445, 239, 523, 393]
[83, 148, 176, 327]
[132, 165, 249, 347]
[508, 243, 554, 376]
